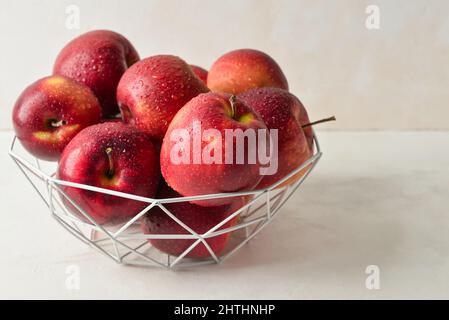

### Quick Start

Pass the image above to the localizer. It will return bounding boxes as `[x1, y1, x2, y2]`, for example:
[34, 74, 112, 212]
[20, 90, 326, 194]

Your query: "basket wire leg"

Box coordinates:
[242, 205, 252, 239]
[244, 227, 249, 239]
[266, 191, 271, 219]
[267, 186, 289, 218]
[34, 157, 41, 170]
[240, 189, 284, 221]
[90, 229, 97, 241]
[112, 237, 121, 263]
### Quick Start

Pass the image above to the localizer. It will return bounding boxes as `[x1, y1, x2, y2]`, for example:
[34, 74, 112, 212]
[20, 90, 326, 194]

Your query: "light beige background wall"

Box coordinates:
[1, 0, 448, 130]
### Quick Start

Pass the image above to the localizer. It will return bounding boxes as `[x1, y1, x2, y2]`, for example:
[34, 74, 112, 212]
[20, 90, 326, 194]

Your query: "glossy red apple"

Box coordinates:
[12, 75, 102, 161]
[207, 49, 288, 94]
[239, 87, 313, 188]
[57, 122, 160, 225]
[142, 182, 245, 258]
[190, 64, 208, 84]
[53, 30, 139, 117]
[116, 55, 209, 141]
[160, 92, 267, 207]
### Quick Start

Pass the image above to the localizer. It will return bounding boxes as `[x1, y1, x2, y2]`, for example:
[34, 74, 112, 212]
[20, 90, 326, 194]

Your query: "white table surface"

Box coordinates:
[1, 130, 448, 299]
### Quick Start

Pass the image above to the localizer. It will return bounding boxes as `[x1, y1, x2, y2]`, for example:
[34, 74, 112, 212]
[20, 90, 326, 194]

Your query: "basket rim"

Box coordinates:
[8, 129, 322, 203]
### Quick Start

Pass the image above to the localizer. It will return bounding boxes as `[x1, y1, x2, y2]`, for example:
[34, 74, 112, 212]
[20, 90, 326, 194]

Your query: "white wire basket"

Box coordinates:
[8, 132, 322, 269]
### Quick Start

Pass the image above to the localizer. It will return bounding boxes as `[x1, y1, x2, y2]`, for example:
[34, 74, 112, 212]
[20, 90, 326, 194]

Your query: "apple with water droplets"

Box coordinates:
[57, 122, 160, 225]
[160, 92, 268, 207]
[208, 49, 288, 94]
[116, 55, 209, 141]
[239, 87, 313, 188]
[53, 30, 140, 117]
[12, 75, 102, 161]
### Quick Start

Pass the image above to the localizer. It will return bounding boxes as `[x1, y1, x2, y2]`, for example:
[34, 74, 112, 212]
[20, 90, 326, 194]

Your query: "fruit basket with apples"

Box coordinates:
[9, 30, 331, 269]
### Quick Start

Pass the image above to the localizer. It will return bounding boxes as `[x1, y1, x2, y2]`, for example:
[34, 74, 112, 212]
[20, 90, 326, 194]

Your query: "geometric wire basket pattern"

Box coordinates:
[8, 131, 322, 270]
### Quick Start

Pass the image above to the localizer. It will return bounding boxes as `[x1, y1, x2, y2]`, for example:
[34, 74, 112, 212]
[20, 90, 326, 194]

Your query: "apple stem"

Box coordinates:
[229, 95, 237, 118]
[301, 116, 336, 129]
[105, 147, 114, 177]
[50, 119, 66, 127]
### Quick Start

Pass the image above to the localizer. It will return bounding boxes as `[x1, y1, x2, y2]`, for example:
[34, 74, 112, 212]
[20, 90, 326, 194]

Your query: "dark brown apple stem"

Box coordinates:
[229, 95, 237, 118]
[301, 116, 336, 129]
[105, 147, 114, 177]
[50, 119, 66, 127]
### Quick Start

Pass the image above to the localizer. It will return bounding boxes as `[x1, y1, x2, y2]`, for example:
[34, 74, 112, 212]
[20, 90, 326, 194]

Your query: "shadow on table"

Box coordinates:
[204, 173, 413, 274]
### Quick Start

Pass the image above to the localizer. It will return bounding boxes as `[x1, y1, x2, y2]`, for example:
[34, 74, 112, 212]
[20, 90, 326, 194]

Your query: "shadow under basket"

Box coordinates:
[8, 131, 322, 270]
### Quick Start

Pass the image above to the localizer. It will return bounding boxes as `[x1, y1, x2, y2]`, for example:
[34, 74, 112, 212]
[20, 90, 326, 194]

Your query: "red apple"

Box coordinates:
[116, 55, 209, 141]
[53, 30, 139, 117]
[238, 87, 313, 189]
[57, 122, 160, 225]
[190, 64, 208, 84]
[207, 49, 289, 95]
[12, 75, 102, 161]
[160, 92, 267, 207]
[142, 182, 245, 258]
